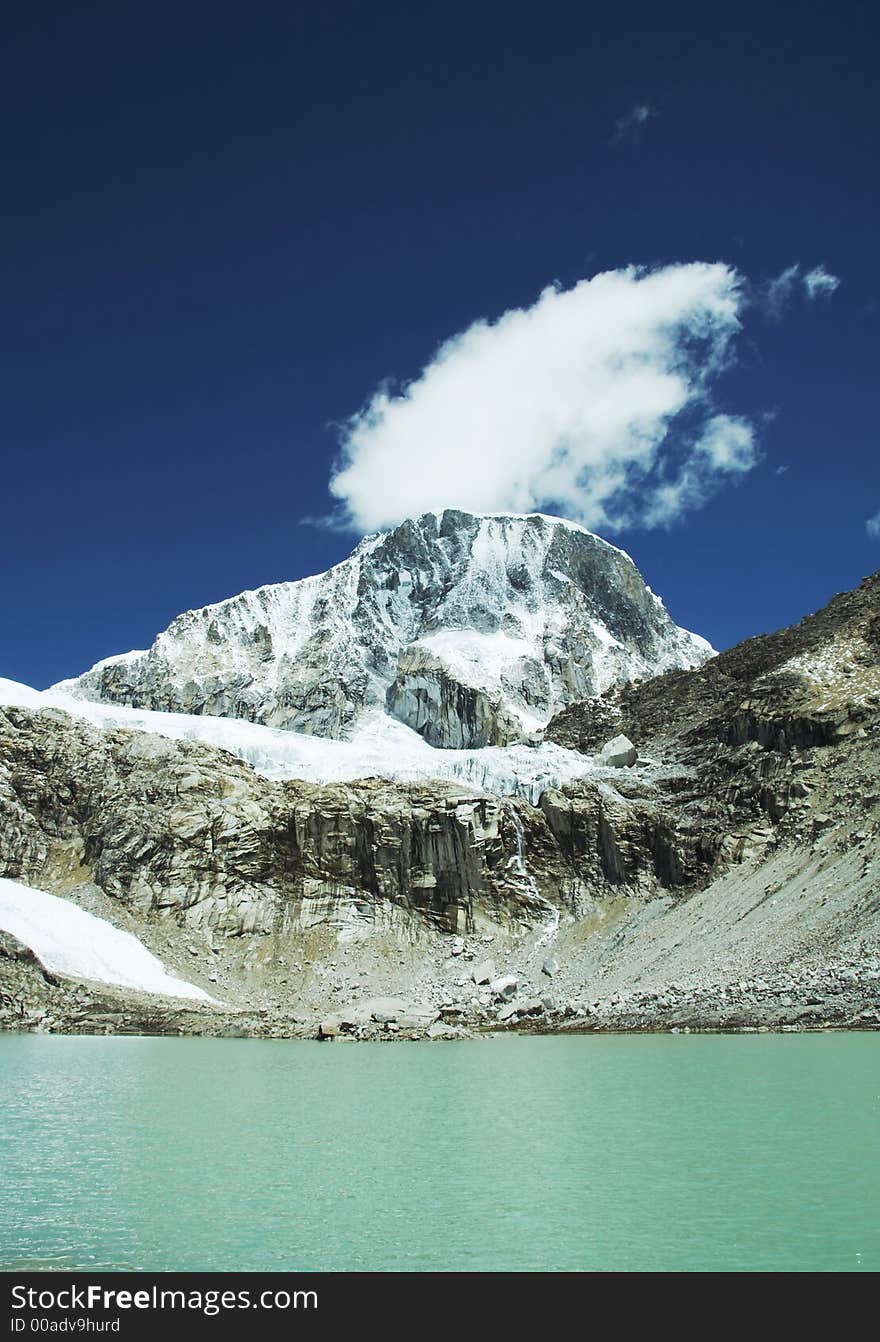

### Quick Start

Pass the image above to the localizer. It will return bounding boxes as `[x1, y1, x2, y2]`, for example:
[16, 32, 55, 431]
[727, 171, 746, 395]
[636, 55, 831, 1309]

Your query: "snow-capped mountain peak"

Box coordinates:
[53, 509, 713, 747]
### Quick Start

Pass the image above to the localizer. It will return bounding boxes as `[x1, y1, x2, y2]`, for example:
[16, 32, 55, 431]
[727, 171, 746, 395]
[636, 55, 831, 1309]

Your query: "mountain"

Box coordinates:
[2, 569, 878, 1038]
[53, 510, 712, 749]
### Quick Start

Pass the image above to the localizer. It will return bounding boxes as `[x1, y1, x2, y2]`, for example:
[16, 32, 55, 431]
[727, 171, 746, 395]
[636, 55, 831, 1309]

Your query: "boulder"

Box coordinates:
[472, 960, 495, 985]
[335, 997, 407, 1028]
[427, 1022, 459, 1039]
[599, 734, 638, 768]
[489, 974, 517, 999]
[396, 1005, 440, 1029]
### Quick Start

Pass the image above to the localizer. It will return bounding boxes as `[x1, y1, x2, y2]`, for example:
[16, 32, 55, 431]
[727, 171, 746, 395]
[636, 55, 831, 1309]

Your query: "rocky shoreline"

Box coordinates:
[4, 940, 878, 1041]
[4, 1006, 877, 1041]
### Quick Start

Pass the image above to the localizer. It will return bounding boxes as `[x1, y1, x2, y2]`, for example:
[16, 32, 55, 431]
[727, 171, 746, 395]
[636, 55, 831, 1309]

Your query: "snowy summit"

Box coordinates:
[54, 510, 712, 751]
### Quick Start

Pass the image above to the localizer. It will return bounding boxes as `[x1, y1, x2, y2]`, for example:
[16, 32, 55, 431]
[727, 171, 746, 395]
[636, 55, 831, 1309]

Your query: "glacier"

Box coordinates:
[0, 678, 600, 803]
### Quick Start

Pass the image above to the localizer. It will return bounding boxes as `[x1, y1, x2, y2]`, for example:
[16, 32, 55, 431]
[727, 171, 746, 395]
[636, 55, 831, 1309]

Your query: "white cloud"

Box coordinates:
[641, 415, 756, 527]
[765, 264, 802, 318]
[803, 265, 841, 299]
[868, 510, 880, 541]
[330, 262, 758, 534]
[612, 102, 657, 143]
[763, 262, 840, 316]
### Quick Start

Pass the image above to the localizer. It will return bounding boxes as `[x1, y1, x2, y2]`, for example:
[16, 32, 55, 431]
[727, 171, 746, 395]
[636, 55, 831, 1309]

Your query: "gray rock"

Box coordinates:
[472, 960, 495, 985]
[331, 997, 407, 1028]
[5, 562, 879, 1046]
[599, 734, 638, 768]
[427, 1022, 458, 1039]
[541, 957, 559, 977]
[489, 974, 517, 999]
[386, 646, 527, 748]
[0, 930, 52, 975]
[396, 1006, 440, 1029]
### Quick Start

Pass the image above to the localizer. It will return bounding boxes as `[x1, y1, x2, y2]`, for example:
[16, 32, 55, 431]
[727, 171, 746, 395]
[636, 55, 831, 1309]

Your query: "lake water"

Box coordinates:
[1, 1033, 878, 1272]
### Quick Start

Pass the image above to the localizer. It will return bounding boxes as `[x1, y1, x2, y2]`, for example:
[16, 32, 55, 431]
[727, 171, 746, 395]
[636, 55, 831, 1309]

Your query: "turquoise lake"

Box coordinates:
[1, 1033, 878, 1272]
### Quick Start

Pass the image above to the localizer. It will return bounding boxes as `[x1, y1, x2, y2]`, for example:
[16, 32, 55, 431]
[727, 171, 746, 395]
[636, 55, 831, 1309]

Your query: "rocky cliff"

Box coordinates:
[0, 695, 727, 953]
[547, 569, 880, 839]
[53, 510, 711, 748]
[0, 710, 536, 939]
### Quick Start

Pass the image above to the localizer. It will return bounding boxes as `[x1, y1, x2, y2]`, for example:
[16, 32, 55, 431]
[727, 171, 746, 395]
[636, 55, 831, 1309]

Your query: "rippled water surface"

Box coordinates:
[1, 1033, 878, 1271]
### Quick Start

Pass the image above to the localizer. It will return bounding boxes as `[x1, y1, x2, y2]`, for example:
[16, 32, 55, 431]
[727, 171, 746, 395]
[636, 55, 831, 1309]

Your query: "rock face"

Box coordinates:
[548, 571, 880, 764]
[384, 642, 528, 748]
[0, 706, 558, 942]
[546, 571, 880, 895]
[53, 511, 712, 749]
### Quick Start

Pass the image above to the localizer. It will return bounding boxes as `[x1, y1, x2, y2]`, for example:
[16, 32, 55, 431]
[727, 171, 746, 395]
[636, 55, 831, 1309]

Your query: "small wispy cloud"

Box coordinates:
[803, 265, 841, 300]
[641, 415, 757, 529]
[762, 263, 840, 318]
[775, 464, 790, 476]
[765, 264, 802, 318]
[868, 510, 880, 541]
[612, 102, 657, 144]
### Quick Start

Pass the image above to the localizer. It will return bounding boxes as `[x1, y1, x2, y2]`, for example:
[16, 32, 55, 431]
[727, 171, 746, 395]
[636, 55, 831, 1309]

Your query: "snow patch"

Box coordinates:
[416, 629, 537, 694]
[453, 511, 637, 564]
[0, 878, 215, 1001]
[587, 618, 623, 649]
[0, 678, 45, 709]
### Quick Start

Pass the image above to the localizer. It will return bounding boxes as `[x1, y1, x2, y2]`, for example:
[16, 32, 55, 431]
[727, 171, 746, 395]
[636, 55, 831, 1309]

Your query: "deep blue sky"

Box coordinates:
[2, 0, 877, 687]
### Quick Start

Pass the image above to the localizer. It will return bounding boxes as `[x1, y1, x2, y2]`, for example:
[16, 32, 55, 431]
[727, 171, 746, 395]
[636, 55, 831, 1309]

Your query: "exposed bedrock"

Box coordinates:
[384, 644, 532, 748]
[0, 703, 759, 948]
